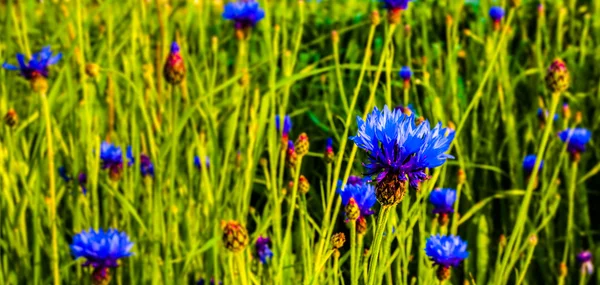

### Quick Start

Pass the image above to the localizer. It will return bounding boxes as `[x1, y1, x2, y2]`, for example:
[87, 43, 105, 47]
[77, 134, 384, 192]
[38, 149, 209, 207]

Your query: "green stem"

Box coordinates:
[498, 92, 561, 283]
[562, 160, 579, 263]
[366, 206, 392, 285]
[350, 220, 357, 285]
[41, 91, 60, 285]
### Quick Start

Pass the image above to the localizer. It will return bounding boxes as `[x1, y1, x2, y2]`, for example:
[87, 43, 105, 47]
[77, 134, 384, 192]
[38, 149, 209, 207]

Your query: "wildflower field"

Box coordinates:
[2, 0, 600, 284]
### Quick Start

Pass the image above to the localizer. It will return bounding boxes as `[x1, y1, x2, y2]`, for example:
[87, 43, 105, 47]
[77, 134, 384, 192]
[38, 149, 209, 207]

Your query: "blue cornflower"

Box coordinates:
[425, 234, 469, 268]
[99, 142, 133, 179]
[337, 176, 377, 217]
[223, 0, 265, 30]
[275, 115, 293, 140]
[255, 236, 274, 264]
[58, 167, 88, 195]
[350, 105, 454, 206]
[577, 250, 594, 275]
[70, 228, 133, 282]
[522, 154, 543, 174]
[78, 172, 88, 195]
[489, 6, 505, 22]
[59, 166, 72, 183]
[429, 188, 456, 215]
[399, 66, 412, 81]
[537, 108, 559, 123]
[382, 0, 412, 11]
[194, 156, 210, 169]
[2, 46, 62, 79]
[558, 128, 592, 155]
[140, 154, 155, 177]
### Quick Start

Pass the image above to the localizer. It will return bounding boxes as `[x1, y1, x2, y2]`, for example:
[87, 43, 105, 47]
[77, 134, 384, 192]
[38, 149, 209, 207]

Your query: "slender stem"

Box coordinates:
[41, 91, 60, 285]
[350, 221, 357, 285]
[561, 161, 579, 262]
[367, 206, 392, 285]
[236, 253, 249, 285]
[498, 92, 561, 283]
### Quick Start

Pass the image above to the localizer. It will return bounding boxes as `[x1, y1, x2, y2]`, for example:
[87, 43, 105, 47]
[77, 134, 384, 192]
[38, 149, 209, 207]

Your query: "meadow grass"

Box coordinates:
[1, 0, 600, 284]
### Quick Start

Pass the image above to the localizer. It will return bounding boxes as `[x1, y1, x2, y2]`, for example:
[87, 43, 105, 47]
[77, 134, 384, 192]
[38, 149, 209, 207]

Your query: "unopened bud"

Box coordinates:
[370, 10, 381, 26]
[331, 232, 346, 249]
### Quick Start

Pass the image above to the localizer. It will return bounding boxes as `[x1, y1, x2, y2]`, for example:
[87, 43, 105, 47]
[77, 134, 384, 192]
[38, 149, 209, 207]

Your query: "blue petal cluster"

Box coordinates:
[382, 0, 412, 10]
[429, 188, 456, 214]
[537, 108, 558, 122]
[100, 142, 133, 172]
[350, 106, 455, 188]
[337, 176, 377, 217]
[223, 0, 265, 30]
[140, 154, 155, 177]
[558, 128, 592, 154]
[194, 156, 211, 169]
[2, 46, 62, 79]
[58, 167, 88, 195]
[489, 6, 505, 22]
[255, 236, 274, 264]
[425, 234, 469, 268]
[70, 228, 134, 269]
[275, 115, 292, 138]
[399, 66, 412, 81]
[522, 154, 543, 174]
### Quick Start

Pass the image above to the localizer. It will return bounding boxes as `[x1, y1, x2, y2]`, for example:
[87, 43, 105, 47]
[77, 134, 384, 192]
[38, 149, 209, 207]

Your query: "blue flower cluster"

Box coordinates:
[425, 234, 469, 268]
[350, 105, 454, 188]
[337, 176, 377, 217]
[522, 154, 543, 174]
[70, 228, 134, 269]
[223, 0, 265, 30]
[558, 128, 592, 155]
[255, 236, 274, 264]
[429, 188, 456, 215]
[2, 46, 62, 79]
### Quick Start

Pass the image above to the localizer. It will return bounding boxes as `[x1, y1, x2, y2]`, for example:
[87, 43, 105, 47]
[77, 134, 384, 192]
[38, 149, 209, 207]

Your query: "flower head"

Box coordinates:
[163, 42, 185, 85]
[324, 138, 335, 163]
[99, 142, 133, 179]
[194, 156, 211, 170]
[3, 46, 62, 79]
[78, 172, 88, 195]
[140, 154, 155, 177]
[577, 250, 594, 275]
[382, 0, 412, 11]
[337, 177, 377, 218]
[545, 59, 570, 92]
[537, 108, 559, 123]
[350, 105, 454, 205]
[59, 166, 72, 183]
[489, 6, 505, 22]
[399, 66, 412, 81]
[255, 236, 274, 264]
[522, 154, 543, 174]
[429, 188, 456, 215]
[558, 128, 592, 155]
[222, 220, 249, 252]
[70, 228, 134, 269]
[425, 234, 469, 268]
[275, 115, 292, 139]
[223, 0, 265, 30]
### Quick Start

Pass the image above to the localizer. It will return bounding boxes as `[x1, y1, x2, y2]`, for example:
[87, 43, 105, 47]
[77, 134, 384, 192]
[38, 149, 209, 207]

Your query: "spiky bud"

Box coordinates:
[370, 10, 381, 26]
[287, 141, 297, 169]
[324, 138, 334, 164]
[562, 103, 571, 120]
[331, 30, 339, 44]
[295, 133, 309, 157]
[545, 59, 569, 93]
[438, 213, 449, 226]
[164, 42, 186, 85]
[559, 262, 568, 277]
[499, 234, 507, 248]
[92, 267, 112, 285]
[356, 216, 368, 235]
[436, 265, 451, 281]
[86, 63, 100, 78]
[222, 220, 249, 253]
[388, 9, 402, 24]
[4, 109, 18, 128]
[331, 232, 346, 249]
[345, 198, 360, 221]
[299, 175, 310, 194]
[375, 174, 407, 207]
[457, 169, 466, 185]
